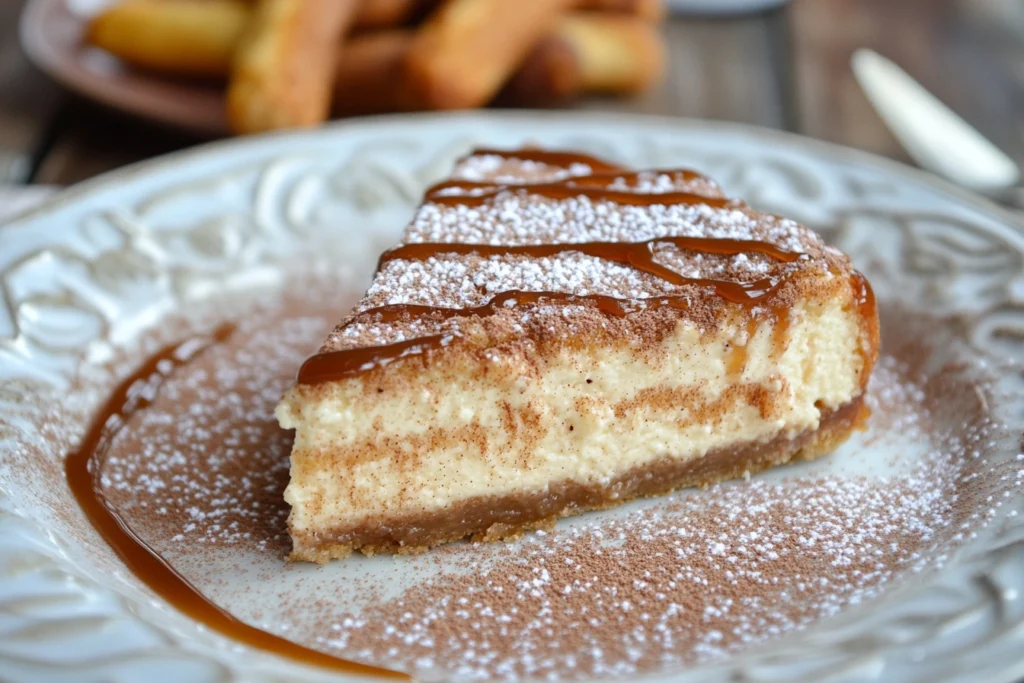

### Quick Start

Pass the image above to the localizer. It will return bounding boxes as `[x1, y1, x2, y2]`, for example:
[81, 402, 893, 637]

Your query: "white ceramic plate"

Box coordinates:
[1, 112, 1023, 683]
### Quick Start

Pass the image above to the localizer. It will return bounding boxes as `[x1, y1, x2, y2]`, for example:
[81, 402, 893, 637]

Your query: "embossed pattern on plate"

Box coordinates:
[0, 112, 1022, 683]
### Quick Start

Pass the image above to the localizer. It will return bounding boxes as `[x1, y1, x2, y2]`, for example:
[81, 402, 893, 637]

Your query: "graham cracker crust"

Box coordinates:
[289, 396, 868, 563]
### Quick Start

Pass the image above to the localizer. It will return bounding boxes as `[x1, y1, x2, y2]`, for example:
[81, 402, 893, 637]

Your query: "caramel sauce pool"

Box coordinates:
[65, 322, 407, 679]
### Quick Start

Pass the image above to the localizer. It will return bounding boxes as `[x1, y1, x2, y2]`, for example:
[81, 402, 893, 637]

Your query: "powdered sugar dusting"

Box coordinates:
[404, 195, 813, 251]
[329, 151, 832, 352]
[99, 286, 347, 554]
[279, 352, 1018, 680]
[317, 475, 948, 679]
[88, 287, 1021, 681]
[451, 154, 595, 183]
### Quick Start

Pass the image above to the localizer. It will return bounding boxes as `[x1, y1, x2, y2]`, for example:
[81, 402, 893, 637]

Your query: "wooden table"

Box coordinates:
[2, 0, 1024, 188]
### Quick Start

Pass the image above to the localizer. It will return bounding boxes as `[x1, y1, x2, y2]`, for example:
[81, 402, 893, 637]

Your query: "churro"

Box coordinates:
[403, 0, 577, 109]
[227, 0, 358, 133]
[87, 0, 248, 76]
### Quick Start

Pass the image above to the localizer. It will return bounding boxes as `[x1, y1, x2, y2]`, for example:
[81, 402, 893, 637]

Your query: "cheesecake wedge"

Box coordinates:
[276, 148, 879, 563]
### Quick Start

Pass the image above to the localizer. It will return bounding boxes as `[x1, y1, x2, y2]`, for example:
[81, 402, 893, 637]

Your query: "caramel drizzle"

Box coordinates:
[65, 324, 406, 680]
[430, 168, 703, 197]
[425, 180, 728, 208]
[299, 236, 803, 385]
[425, 168, 720, 207]
[297, 149, 813, 386]
[377, 235, 799, 282]
[298, 282, 787, 385]
[360, 285, 781, 325]
[851, 270, 876, 315]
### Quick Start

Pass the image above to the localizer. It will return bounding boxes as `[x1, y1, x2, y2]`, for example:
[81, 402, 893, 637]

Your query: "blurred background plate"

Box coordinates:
[19, 0, 228, 135]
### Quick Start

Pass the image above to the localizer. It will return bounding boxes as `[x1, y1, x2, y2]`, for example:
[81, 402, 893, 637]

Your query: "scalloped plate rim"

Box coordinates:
[1, 110, 1022, 683]
[2, 111, 1023, 238]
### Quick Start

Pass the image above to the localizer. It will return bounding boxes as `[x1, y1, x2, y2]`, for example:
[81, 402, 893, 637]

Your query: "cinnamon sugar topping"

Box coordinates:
[305, 148, 846, 380]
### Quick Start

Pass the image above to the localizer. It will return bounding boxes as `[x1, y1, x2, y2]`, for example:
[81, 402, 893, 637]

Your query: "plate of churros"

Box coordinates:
[20, 0, 667, 135]
[1, 110, 1023, 682]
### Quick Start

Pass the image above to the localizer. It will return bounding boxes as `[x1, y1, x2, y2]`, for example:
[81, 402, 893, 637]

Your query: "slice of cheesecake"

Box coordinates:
[276, 147, 879, 563]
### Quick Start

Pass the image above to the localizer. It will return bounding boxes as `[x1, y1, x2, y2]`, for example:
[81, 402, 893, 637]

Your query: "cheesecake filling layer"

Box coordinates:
[288, 395, 865, 562]
[277, 297, 866, 544]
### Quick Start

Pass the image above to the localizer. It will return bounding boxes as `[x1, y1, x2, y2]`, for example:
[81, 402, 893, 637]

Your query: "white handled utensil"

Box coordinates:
[852, 48, 1024, 209]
